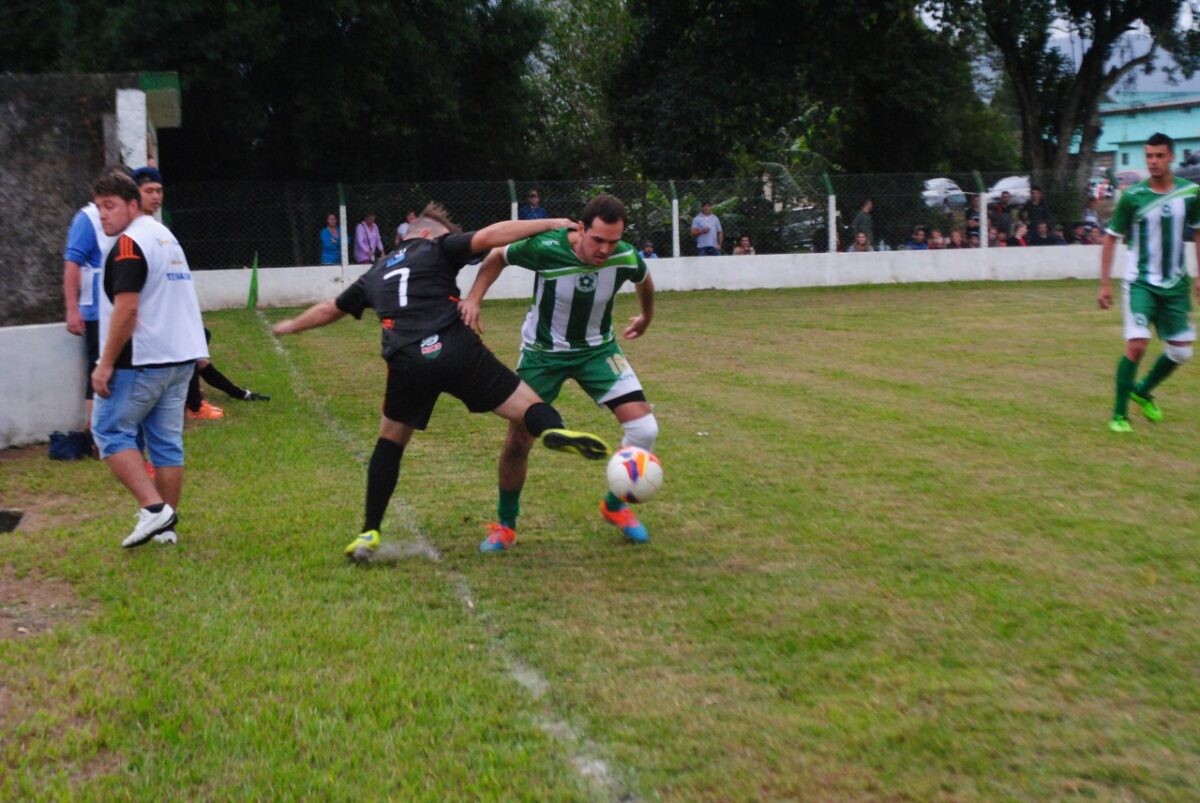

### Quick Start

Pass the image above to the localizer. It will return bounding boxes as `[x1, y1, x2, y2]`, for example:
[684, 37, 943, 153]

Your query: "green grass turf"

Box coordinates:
[3, 280, 1199, 799]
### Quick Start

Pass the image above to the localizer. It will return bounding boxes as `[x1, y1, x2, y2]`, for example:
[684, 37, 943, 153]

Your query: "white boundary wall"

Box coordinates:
[3, 245, 1193, 448]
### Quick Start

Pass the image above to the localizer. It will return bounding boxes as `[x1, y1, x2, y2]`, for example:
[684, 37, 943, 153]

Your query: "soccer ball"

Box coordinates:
[606, 447, 663, 503]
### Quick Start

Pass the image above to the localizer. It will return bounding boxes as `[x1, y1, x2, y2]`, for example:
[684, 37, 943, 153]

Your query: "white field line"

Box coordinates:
[257, 311, 638, 802]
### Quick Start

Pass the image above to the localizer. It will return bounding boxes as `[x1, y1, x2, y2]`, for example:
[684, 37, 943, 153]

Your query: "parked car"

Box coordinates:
[1177, 163, 1200, 183]
[986, 176, 1030, 206]
[1115, 170, 1143, 189]
[923, 178, 967, 212]
[778, 205, 825, 252]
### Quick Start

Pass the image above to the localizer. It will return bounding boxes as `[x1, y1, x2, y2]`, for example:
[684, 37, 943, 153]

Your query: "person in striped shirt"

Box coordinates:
[460, 193, 659, 551]
[1099, 132, 1200, 432]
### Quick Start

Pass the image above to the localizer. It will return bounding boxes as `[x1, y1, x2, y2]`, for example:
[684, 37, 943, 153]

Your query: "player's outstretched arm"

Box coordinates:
[272, 299, 346, 336]
[469, 217, 576, 254]
[623, 272, 655, 339]
[460, 248, 508, 333]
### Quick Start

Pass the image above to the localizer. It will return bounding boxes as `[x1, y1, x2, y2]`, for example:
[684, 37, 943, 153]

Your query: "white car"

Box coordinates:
[923, 178, 967, 211]
[986, 176, 1030, 205]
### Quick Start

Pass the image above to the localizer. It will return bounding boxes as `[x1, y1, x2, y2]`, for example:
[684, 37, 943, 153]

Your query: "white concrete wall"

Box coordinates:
[6, 244, 1195, 449]
[0, 324, 89, 449]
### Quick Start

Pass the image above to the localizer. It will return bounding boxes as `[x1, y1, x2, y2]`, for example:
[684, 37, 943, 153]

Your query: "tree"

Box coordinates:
[611, 0, 1018, 178]
[5, 0, 548, 181]
[928, 0, 1200, 215]
[523, 0, 635, 178]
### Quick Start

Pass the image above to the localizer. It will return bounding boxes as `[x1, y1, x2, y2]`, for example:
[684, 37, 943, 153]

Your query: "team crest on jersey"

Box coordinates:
[420, 334, 442, 359]
[576, 272, 598, 292]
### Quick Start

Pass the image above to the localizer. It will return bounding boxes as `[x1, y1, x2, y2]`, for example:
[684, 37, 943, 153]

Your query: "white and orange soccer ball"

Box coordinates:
[606, 447, 663, 503]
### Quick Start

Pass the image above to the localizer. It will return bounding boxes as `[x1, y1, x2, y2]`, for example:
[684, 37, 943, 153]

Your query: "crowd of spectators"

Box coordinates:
[850, 185, 1106, 253]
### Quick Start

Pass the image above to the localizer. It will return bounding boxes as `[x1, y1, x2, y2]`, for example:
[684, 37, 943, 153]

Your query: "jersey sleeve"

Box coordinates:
[439, 231, 477, 268]
[504, 235, 540, 269]
[63, 211, 97, 264]
[1187, 189, 1200, 227]
[1107, 192, 1134, 238]
[631, 250, 649, 283]
[335, 275, 370, 319]
[107, 235, 148, 295]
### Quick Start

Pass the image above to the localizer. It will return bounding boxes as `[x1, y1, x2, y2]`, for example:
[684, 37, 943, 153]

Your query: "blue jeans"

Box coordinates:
[91, 363, 193, 466]
[697, 246, 721, 256]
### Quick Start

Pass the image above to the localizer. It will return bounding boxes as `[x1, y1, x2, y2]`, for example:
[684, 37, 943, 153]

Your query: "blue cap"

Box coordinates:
[131, 166, 163, 185]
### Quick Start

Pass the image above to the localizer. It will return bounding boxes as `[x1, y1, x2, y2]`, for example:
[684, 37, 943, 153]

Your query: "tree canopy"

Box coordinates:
[929, 0, 1200, 214]
[3, 0, 548, 181]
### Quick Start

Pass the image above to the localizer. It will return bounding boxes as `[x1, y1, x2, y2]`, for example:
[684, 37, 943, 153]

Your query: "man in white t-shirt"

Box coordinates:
[690, 201, 723, 255]
[90, 168, 208, 549]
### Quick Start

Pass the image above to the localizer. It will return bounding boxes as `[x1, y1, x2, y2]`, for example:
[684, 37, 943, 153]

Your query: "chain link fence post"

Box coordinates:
[823, 174, 837, 253]
[507, 179, 518, 221]
[337, 182, 348, 274]
[669, 180, 680, 257]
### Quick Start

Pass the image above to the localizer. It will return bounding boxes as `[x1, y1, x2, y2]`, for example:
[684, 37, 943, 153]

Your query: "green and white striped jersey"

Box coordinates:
[1107, 178, 1200, 290]
[505, 229, 649, 352]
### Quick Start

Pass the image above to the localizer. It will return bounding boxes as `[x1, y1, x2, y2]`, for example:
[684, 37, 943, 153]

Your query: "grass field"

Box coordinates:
[3, 280, 1200, 800]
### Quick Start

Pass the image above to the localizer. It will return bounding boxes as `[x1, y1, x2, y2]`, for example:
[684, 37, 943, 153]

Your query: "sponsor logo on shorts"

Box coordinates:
[576, 273, 598, 292]
[165, 272, 192, 281]
[1134, 313, 1149, 327]
[420, 334, 442, 359]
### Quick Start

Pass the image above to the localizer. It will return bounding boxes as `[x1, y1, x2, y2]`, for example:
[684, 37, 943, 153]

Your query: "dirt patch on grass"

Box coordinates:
[0, 565, 92, 640]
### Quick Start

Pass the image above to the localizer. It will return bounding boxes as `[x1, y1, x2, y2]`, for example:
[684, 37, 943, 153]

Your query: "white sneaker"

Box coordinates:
[122, 504, 177, 549]
[152, 530, 178, 545]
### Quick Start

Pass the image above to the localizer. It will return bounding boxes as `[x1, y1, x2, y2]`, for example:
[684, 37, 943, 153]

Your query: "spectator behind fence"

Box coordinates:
[996, 231, 1009, 247]
[991, 191, 1014, 235]
[1012, 222, 1029, 246]
[690, 201, 723, 255]
[848, 231, 873, 252]
[640, 240, 658, 259]
[1022, 185, 1051, 229]
[988, 225, 999, 247]
[928, 228, 946, 249]
[732, 235, 755, 256]
[354, 212, 384, 263]
[1072, 223, 1088, 244]
[851, 198, 874, 245]
[1052, 223, 1069, 245]
[967, 231, 981, 248]
[394, 210, 417, 247]
[945, 229, 966, 249]
[1029, 221, 1053, 246]
[1083, 197, 1101, 229]
[519, 189, 548, 220]
[904, 226, 928, 250]
[320, 213, 341, 265]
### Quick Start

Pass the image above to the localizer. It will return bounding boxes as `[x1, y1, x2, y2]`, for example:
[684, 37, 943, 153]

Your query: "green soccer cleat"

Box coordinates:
[344, 529, 380, 559]
[1108, 416, 1133, 433]
[541, 428, 611, 461]
[1128, 390, 1163, 423]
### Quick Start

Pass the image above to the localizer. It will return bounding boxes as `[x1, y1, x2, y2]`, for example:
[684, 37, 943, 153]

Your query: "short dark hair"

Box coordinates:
[1147, 132, 1174, 151]
[91, 167, 140, 203]
[1031, 185, 1042, 193]
[581, 193, 626, 229]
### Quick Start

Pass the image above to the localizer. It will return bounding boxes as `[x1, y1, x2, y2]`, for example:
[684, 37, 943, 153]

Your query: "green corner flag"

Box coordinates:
[246, 252, 259, 309]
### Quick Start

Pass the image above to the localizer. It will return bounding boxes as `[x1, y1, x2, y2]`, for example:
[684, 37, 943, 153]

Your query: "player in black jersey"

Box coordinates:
[273, 203, 611, 559]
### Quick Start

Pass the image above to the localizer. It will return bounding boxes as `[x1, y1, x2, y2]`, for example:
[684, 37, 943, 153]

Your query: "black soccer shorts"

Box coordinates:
[382, 321, 520, 430]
